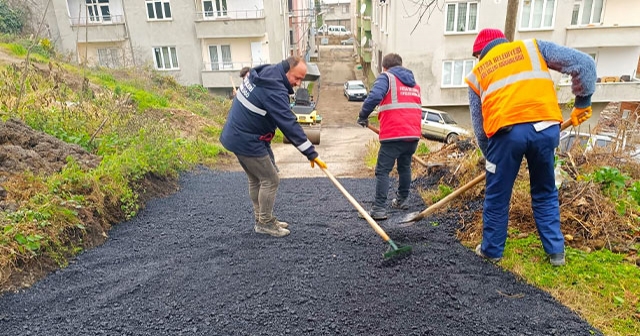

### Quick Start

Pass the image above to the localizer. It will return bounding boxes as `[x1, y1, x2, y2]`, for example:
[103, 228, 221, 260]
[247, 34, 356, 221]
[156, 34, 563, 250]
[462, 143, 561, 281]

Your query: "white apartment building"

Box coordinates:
[353, 0, 640, 128]
[40, 0, 292, 96]
[322, 0, 352, 27]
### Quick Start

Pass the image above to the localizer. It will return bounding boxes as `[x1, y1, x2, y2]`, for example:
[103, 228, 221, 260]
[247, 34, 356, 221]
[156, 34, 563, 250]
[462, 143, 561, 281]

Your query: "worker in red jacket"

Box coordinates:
[357, 53, 422, 220]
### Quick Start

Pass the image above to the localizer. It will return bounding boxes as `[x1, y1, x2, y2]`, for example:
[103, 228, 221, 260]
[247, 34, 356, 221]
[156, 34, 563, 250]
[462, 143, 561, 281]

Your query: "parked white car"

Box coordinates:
[420, 108, 470, 144]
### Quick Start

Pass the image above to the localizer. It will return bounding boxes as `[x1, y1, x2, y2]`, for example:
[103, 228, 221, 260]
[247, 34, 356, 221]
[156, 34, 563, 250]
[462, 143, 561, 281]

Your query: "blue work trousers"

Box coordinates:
[481, 123, 564, 258]
[374, 140, 418, 208]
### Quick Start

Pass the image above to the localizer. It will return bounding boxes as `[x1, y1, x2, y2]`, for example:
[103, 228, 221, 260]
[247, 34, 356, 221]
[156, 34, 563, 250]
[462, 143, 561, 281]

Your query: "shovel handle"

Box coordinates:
[412, 173, 486, 222]
[410, 117, 578, 222]
[366, 125, 429, 168]
[319, 167, 392, 242]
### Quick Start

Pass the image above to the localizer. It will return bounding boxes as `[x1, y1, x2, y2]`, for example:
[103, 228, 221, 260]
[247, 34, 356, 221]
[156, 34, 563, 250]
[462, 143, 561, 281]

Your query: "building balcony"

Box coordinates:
[557, 80, 640, 103]
[201, 61, 266, 88]
[565, 25, 640, 48]
[194, 10, 266, 39]
[70, 15, 127, 43]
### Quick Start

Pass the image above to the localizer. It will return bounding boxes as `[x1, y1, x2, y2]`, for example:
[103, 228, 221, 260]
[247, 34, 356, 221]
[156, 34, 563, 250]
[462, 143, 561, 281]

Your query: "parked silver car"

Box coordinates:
[421, 108, 470, 143]
[343, 80, 368, 101]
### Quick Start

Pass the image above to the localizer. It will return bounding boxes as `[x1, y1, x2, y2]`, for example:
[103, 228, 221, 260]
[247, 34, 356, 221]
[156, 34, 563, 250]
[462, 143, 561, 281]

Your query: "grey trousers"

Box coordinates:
[235, 154, 280, 225]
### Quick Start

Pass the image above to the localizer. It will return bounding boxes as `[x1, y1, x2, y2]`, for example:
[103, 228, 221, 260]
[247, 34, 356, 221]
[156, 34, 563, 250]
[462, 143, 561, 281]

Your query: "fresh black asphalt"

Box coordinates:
[0, 169, 602, 335]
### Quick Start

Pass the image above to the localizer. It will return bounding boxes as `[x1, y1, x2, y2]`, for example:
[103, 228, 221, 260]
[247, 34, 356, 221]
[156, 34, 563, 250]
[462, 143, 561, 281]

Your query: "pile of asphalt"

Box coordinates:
[0, 169, 601, 336]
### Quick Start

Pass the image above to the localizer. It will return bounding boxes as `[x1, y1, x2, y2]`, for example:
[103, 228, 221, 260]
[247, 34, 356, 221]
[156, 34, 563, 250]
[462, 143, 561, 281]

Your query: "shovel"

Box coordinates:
[319, 166, 412, 259]
[399, 117, 578, 226]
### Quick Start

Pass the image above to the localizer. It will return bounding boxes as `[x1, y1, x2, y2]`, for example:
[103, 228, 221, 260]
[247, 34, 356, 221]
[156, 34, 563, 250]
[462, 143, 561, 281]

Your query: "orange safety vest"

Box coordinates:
[465, 39, 562, 138]
[377, 73, 422, 141]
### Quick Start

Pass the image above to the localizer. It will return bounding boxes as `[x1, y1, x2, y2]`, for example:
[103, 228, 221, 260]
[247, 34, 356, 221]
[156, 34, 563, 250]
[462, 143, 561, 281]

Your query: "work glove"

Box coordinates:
[570, 106, 592, 126]
[357, 116, 369, 128]
[310, 157, 327, 169]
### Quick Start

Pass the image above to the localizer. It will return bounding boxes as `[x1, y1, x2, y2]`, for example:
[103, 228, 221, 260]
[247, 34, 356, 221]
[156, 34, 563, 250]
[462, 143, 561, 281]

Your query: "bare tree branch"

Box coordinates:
[400, 0, 445, 35]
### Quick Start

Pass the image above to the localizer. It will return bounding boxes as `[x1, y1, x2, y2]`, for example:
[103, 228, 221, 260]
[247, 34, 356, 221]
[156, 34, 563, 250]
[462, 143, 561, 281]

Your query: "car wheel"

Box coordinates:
[445, 133, 458, 144]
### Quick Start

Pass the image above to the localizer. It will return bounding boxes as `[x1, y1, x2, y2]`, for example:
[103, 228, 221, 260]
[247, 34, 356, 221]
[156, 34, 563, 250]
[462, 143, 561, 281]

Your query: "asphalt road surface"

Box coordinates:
[0, 169, 601, 336]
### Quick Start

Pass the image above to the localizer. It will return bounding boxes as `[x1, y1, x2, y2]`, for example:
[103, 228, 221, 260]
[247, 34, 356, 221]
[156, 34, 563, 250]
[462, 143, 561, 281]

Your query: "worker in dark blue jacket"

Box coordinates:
[220, 56, 327, 238]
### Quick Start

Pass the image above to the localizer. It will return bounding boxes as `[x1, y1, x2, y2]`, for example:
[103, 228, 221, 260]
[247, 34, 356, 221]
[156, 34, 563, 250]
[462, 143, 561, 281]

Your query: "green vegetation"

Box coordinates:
[0, 36, 229, 288]
[498, 234, 639, 336]
[0, 1, 24, 35]
[415, 141, 430, 155]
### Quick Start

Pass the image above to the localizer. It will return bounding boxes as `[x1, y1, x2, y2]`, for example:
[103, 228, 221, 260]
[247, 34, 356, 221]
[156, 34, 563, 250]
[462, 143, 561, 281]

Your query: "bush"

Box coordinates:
[0, 1, 24, 34]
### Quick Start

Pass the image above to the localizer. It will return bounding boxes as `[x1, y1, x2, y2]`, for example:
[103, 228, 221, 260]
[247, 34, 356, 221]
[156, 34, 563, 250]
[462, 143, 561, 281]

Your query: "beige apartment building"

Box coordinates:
[39, 0, 291, 96]
[353, 0, 640, 128]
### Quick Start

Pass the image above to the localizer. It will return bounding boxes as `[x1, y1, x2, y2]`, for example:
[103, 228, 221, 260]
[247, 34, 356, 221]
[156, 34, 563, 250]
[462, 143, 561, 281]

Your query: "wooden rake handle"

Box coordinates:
[366, 124, 429, 168]
[319, 166, 392, 243]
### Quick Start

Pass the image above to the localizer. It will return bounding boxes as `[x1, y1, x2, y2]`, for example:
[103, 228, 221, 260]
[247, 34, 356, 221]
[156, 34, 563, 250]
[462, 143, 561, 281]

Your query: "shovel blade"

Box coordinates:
[398, 211, 422, 227]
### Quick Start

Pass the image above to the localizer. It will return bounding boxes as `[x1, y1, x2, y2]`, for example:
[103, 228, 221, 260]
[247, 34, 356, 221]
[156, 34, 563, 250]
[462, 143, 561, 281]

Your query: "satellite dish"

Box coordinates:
[360, 3, 367, 14]
[361, 36, 368, 47]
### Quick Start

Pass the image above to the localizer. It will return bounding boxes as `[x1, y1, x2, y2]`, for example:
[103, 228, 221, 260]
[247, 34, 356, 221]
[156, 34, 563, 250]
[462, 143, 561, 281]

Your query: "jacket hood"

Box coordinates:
[479, 38, 510, 60]
[387, 66, 416, 87]
[250, 62, 295, 95]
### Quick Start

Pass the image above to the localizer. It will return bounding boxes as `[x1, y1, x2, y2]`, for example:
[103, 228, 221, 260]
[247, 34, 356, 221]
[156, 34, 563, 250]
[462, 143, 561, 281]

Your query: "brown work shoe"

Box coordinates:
[255, 219, 289, 229]
[254, 223, 290, 237]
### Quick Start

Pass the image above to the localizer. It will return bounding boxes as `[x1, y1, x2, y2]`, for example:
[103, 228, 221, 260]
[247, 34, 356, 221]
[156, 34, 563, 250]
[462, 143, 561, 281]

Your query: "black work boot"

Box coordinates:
[358, 206, 388, 220]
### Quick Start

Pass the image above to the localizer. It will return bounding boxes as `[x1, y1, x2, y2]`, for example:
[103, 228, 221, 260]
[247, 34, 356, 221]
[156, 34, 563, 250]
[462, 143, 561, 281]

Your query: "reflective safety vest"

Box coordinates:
[465, 39, 562, 138]
[377, 73, 422, 141]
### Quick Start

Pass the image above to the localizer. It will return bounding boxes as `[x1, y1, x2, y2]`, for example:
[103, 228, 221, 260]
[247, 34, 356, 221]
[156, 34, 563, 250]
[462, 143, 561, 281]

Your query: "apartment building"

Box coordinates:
[40, 0, 290, 96]
[353, 0, 640, 128]
[288, 0, 317, 60]
[322, 0, 351, 27]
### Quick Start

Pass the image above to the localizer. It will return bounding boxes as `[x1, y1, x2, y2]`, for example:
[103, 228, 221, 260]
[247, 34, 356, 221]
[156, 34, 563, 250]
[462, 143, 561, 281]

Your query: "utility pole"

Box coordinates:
[504, 0, 519, 41]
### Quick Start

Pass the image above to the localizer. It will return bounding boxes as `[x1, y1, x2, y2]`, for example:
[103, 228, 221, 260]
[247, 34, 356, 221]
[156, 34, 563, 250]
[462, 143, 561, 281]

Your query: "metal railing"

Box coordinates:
[203, 61, 267, 72]
[195, 9, 264, 21]
[69, 14, 125, 26]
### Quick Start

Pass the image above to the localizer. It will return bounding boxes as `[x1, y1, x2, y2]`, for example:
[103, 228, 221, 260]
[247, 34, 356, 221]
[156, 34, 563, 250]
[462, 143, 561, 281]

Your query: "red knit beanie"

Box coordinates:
[473, 28, 506, 55]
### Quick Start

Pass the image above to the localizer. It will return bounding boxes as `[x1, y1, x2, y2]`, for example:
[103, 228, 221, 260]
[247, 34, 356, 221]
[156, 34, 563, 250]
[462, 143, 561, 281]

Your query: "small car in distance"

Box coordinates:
[344, 80, 368, 101]
[421, 108, 470, 143]
[341, 37, 355, 45]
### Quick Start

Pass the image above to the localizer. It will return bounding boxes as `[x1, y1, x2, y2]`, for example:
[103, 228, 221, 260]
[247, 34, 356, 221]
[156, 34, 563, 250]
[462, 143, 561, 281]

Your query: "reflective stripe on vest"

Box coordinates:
[378, 73, 422, 112]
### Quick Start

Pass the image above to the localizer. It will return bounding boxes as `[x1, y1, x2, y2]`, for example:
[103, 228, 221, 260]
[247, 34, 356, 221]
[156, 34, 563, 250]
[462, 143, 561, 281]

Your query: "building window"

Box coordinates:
[571, 0, 604, 25]
[97, 48, 121, 68]
[203, 0, 227, 17]
[146, 0, 172, 20]
[445, 2, 478, 33]
[342, 4, 349, 14]
[153, 46, 179, 70]
[442, 59, 475, 87]
[208, 45, 232, 71]
[520, 0, 555, 29]
[86, 0, 111, 22]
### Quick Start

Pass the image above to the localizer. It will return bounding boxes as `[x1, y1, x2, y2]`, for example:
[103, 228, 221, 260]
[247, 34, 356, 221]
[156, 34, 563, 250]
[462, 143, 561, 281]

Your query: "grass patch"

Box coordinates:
[364, 138, 380, 168]
[0, 39, 230, 290]
[496, 235, 640, 336]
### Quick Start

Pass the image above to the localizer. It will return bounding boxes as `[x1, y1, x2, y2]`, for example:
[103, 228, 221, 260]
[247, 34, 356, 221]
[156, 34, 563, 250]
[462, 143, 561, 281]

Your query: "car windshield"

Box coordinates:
[440, 113, 457, 124]
[349, 83, 365, 89]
